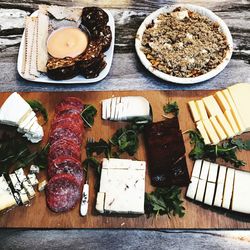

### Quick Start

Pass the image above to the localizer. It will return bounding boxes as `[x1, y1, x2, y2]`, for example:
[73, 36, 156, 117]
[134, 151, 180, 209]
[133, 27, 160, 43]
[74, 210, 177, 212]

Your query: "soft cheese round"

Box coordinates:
[47, 27, 89, 59]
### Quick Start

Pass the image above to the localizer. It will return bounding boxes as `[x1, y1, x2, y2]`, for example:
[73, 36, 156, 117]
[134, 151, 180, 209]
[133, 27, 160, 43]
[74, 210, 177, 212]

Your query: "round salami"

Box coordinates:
[49, 139, 81, 161]
[49, 126, 82, 146]
[48, 156, 83, 186]
[57, 97, 83, 110]
[46, 174, 81, 213]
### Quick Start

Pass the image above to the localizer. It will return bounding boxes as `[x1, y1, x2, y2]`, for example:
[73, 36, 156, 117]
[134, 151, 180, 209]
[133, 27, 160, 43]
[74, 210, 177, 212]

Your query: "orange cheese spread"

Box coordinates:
[47, 27, 88, 59]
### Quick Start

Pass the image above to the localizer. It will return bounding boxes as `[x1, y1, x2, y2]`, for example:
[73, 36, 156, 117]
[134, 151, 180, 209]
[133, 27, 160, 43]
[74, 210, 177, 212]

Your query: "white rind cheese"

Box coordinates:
[222, 168, 235, 209]
[0, 92, 32, 126]
[192, 159, 202, 178]
[96, 158, 146, 214]
[102, 96, 152, 123]
[200, 161, 210, 180]
[195, 179, 206, 202]
[213, 166, 227, 207]
[186, 176, 199, 199]
[204, 182, 216, 206]
[207, 163, 218, 183]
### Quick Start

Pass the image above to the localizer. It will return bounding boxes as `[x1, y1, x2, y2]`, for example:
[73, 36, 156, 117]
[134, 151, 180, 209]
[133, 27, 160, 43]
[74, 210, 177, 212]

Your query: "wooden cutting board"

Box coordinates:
[0, 90, 250, 229]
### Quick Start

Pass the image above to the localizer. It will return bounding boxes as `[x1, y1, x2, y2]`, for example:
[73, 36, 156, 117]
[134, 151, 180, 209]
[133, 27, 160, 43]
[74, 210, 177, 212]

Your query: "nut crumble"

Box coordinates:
[141, 7, 229, 78]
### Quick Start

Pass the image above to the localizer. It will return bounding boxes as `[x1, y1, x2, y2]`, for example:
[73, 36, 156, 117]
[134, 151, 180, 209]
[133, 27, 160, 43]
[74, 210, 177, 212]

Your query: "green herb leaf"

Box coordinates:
[86, 139, 111, 158]
[27, 100, 48, 124]
[145, 186, 185, 218]
[187, 130, 250, 168]
[33, 143, 50, 169]
[81, 105, 97, 128]
[109, 124, 144, 156]
[163, 101, 179, 117]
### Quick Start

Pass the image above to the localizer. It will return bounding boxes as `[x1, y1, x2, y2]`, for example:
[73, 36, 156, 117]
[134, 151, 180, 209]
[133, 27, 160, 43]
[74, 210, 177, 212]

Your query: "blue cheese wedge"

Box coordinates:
[96, 158, 146, 214]
[0, 175, 17, 212]
[27, 174, 38, 186]
[102, 96, 152, 124]
[30, 165, 40, 174]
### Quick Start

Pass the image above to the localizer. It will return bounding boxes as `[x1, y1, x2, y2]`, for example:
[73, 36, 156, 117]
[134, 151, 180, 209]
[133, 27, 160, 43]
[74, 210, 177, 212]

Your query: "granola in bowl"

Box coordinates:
[141, 7, 230, 78]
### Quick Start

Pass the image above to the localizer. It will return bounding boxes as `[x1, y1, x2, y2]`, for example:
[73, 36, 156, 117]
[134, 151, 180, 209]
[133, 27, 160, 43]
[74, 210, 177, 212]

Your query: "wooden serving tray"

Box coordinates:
[0, 91, 250, 229]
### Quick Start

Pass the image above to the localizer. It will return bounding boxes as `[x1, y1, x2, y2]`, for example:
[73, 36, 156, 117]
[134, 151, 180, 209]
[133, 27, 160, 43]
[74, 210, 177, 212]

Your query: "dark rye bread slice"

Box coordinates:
[144, 118, 190, 187]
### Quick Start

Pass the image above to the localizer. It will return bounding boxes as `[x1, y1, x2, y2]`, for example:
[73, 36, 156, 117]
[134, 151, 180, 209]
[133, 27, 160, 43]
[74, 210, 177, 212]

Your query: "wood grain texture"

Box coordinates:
[0, 0, 249, 90]
[0, 90, 250, 229]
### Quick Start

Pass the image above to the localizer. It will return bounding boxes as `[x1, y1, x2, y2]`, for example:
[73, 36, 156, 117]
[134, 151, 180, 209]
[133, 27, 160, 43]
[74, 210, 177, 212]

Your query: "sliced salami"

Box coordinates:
[49, 139, 81, 161]
[48, 156, 84, 186]
[49, 126, 82, 146]
[56, 97, 83, 110]
[46, 174, 81, 213]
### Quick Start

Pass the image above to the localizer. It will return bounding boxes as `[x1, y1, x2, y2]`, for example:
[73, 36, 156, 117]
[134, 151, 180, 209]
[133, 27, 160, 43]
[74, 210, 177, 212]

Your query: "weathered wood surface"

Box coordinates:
[0, 0, 250, 248]
[0, 0, 249, 91]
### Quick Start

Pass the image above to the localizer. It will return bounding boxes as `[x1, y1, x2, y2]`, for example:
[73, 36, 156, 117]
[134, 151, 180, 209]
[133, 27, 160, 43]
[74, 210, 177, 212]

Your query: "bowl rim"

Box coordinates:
[135, 4, 233, 84]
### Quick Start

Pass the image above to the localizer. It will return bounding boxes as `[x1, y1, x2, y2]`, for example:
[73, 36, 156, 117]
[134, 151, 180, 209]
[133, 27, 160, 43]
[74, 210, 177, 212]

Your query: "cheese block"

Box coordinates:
[19, 188, 30, 205]
[188, 101, 200, 122]
[213, 166, 227, 207]
[22, 179, 36, 198]
[228, 83, 250, 131]
[202, 119, 220, 145]
[214, 91, 231, 112]
[18, 111, 36, 132]
[15, 168, 27, 183]
[102, 96, 152, 124]
[216, 113, 235, 138]
[96, 158, 146, 214]
[192, 159, 202, 178]
[222, 168, 235, 209]
[27, 173, 38, 186]
[30, 165, 40, 174]
[195, 179, 206, 202]
[0, 175, 17, 212]
[186, 176, 199, 199]
[200, 160, 210, 180]
[207, 163, 218, 183]
[204, 182, 216, 206]
[224, 110, 240, 135]
[0, 92, 32, 126]
[203, 95, 223, 117]
[209, 116, 227, 141]
[196, 100, 208, 120]
[9, 173, 22, 192]
[232, 170, 250, 214]
[196, 121, 210, 145]
[222, 89, 246, 133]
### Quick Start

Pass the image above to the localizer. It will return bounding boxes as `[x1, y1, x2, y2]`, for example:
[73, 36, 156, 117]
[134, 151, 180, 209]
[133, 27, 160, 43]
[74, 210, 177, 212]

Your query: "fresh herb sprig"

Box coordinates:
[163, 101, 179, 117]
[27, 100, 48, 124]
[145, 186, 185, 218]
[187, 130, 250, 168]
[81, 104, 97, 128]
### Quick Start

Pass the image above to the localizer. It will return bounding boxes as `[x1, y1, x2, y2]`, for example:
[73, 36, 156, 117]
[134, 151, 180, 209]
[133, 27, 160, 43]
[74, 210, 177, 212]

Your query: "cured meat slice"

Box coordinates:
[56, 97, 83, 110]
[48, 156, 83, 186]
[49, 139, 81, 161]
[46, 174, 81, 212]
[81, 7, 109, 32]
[55, 104, 82, 115]
[49, 126, 82, 145]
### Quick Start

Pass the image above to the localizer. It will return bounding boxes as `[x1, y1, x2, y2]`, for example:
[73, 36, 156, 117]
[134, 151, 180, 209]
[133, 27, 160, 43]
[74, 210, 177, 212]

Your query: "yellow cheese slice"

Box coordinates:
[196, 121, 210, 145]
[203, 95, 223, 117]
[222, 89, 246, 133]
[214, 91, 231, 112]
[216, 113, 235, 138]
[210, 116, 227, 141]
[227, 83, 250, 131]
[196, 100, 208, 120]
[188, 101, 200, 122]
[224, 110, 240, 135]
[202, 119, 220, 145]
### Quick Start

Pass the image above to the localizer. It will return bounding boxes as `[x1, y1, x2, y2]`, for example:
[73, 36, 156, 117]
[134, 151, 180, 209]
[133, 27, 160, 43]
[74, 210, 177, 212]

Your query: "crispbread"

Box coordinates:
[37, 11, 49, 72]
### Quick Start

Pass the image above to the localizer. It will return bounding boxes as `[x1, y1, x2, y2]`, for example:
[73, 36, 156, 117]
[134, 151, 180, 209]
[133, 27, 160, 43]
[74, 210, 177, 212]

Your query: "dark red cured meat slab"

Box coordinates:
[46, 174, 81, 213]
[49, 126, 82, 146]
[48, 139, 81, 161]
[48, 156, 84, 186]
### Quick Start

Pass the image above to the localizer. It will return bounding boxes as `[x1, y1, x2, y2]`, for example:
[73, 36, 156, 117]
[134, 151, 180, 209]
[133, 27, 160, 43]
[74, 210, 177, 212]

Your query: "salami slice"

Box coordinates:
[49, 139, 81, 161]
[48, 156, 83, 186]
[57, 97, 83, 110]
[49, 126, 82, 146]
[46, 174, 81, 213]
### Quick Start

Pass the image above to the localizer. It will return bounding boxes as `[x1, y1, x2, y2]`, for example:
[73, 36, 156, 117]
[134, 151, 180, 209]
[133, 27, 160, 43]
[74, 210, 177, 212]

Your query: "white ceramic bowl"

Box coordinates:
[135, 4, 233, 84]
